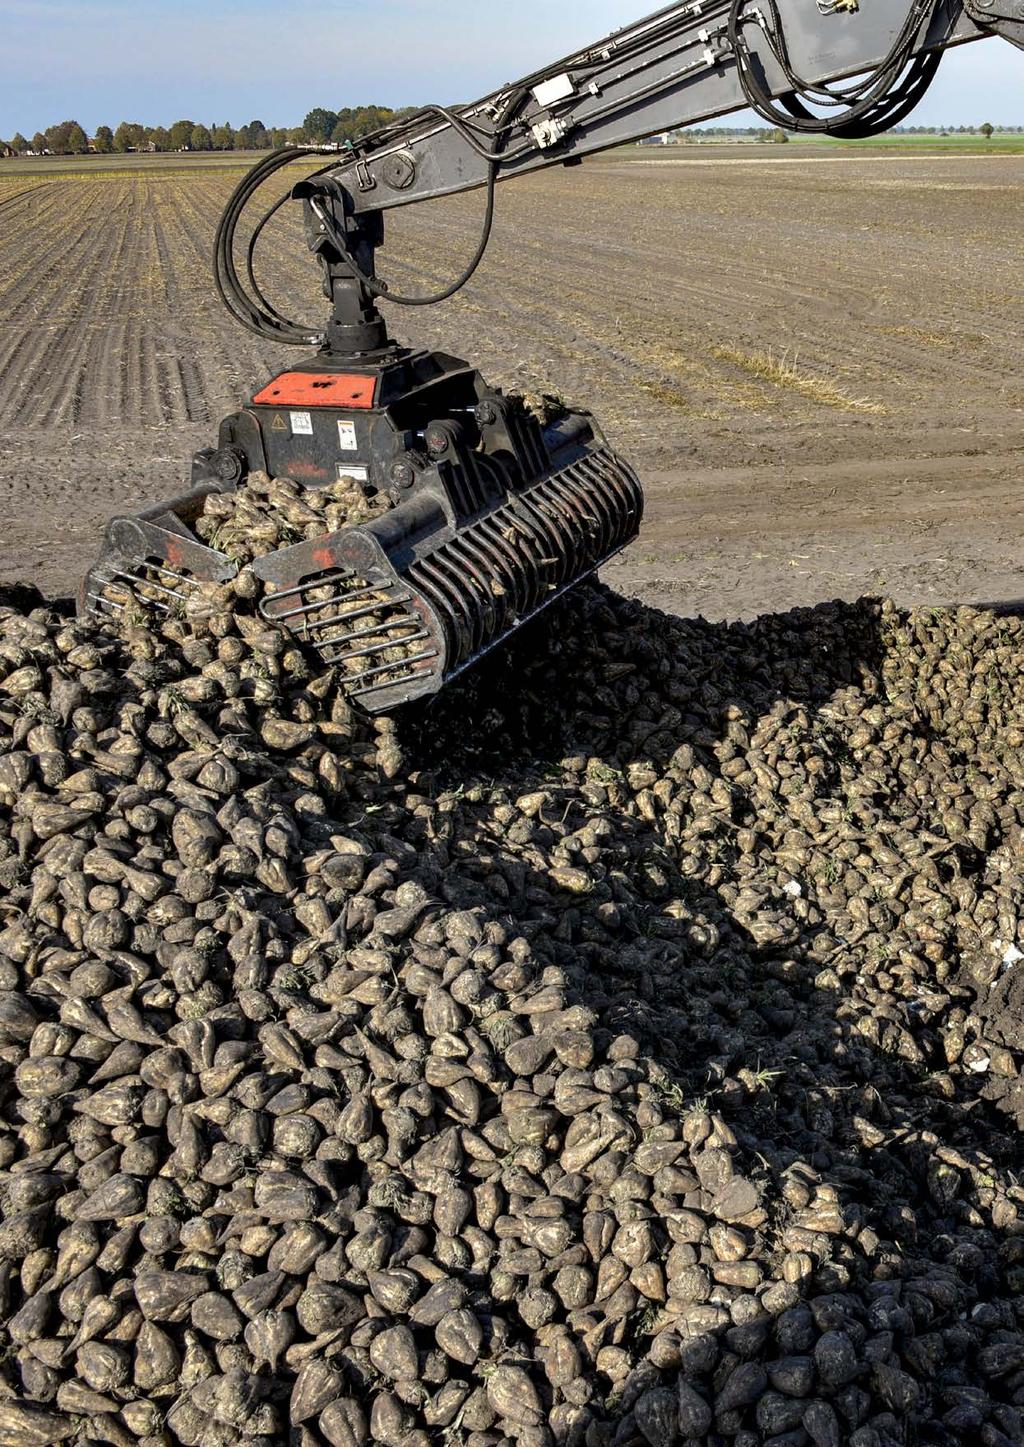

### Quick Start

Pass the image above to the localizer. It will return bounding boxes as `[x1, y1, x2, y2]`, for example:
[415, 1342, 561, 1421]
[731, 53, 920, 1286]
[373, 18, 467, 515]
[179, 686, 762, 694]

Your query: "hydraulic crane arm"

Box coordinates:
[214, 0, 1022, 352]
[326, 0, 1021, 214]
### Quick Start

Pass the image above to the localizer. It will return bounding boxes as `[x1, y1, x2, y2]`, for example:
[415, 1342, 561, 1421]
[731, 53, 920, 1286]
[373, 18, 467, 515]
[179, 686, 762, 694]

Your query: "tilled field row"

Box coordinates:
[1, 160, 1021, 448]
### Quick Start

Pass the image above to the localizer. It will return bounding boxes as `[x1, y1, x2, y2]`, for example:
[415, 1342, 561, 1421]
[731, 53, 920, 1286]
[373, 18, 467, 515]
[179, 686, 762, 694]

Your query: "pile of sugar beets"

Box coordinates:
[0, 564, 1023, 1447]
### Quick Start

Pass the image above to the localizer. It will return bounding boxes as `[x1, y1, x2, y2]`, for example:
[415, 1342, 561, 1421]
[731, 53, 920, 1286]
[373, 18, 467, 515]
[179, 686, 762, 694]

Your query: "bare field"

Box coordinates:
[0, 149, 1021, 614]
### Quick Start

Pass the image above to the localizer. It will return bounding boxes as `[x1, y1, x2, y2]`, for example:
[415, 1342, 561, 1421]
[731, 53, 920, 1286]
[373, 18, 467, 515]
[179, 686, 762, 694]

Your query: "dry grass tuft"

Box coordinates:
[875, 323, 954, 350]
[712, 345, 888, 414]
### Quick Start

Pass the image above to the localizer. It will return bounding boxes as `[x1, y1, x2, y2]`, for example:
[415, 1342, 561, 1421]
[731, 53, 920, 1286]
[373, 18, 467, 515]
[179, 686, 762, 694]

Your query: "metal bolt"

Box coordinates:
[390, 461, 415, 489]
[213, 449, 244, 485]
[426, 429, 450, 458]
[475, 400, 498, 427]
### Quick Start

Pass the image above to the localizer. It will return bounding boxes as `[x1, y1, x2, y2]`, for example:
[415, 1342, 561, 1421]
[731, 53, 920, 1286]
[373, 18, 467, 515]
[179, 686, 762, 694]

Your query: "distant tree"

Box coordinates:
[190, 124, 213, 151]
[980, 121, 995, 140]
[31, 132, 46, 154]
[169, 119, 195, 151]
[147, 126, 171, 152]
[286, 126, 306, 146]
[10, 132, 28, 154]
[773, 127, 789, 144]
[43, 120, 88, 154]
[113, 122, 145, 153]
[94, 125, 114, 153]
[303, 107, 338, 143]
[270, 127, 289, 148]
[235, 120, 270, 150]
[329, 106, 396, 144]
[212, 123, 235, 150]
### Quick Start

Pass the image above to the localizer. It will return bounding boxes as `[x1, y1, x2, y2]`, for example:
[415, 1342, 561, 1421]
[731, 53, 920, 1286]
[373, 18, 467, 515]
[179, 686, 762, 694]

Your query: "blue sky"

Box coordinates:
[0, 0, 1020, 137]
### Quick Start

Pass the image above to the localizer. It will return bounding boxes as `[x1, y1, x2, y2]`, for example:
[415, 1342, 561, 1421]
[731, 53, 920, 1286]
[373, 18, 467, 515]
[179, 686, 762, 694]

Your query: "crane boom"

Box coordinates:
[327, 0, 1011, 215]
[212, 0, 1022, 353]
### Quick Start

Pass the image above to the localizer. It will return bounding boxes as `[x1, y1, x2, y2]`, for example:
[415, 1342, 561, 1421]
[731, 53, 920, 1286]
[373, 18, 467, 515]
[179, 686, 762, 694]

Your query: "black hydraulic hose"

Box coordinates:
[778, 47, 942, 138]
[759, 0, 930, 102]
[727, 0, 942, 135]
[243, 156, 345, 329]
[214, 146, 335, 344]
[310, 161, 498, 308]
[407, 104, 532, 163]
[244, 191, 293, 328]
[213, 87, 527, 344]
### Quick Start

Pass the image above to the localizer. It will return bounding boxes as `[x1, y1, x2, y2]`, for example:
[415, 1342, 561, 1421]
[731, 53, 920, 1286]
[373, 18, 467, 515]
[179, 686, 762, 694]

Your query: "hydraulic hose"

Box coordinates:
[727, 0, 945, 136]
[212, 87, 525, 345]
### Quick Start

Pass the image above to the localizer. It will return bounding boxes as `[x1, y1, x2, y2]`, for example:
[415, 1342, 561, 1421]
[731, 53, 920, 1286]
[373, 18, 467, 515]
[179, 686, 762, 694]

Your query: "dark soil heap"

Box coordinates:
[0, 577, 1022, 1447]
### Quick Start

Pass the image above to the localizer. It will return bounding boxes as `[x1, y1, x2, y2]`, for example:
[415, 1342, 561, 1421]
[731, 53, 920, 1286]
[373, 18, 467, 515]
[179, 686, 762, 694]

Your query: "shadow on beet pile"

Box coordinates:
[402, 587, 1024, 1445]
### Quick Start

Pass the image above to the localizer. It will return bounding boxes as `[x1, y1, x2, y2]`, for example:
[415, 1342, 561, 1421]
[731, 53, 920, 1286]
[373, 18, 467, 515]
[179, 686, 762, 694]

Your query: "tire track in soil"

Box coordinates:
[67, 191, 142, 430]
[0, 183, 51, 220]
[0, 183, 94, 305]
[0, 184, 97, 320]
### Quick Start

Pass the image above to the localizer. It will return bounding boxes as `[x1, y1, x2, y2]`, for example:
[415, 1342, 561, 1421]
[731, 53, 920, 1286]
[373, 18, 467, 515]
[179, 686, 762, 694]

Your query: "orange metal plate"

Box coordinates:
[252, 372, 376, 408]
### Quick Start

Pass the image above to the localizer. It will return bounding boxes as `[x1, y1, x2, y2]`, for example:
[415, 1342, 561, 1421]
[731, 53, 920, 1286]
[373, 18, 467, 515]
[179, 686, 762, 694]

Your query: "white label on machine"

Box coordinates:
[290, 411, 313, 435]
[337, 463, 369, 483]
[532, 73, 575, 107]
[338, 420, 358, 451]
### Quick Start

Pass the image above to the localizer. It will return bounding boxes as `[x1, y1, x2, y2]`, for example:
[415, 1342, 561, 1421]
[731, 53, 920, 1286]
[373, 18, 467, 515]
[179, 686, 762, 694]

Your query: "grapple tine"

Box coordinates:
[79, 491, 239, 619]
[248, 441, 643, 711]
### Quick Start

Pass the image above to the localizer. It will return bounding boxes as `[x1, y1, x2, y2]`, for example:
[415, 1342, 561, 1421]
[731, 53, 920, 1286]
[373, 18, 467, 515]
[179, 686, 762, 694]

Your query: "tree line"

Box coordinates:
[5, 111, 1020, 157]
[2, 107, 419, 157]
[3, 119, 296, 156]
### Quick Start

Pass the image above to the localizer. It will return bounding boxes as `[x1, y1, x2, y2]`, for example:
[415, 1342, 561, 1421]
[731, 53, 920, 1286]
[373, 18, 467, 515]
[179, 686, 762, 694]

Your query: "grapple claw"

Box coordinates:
[80, 352, 644, 712]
